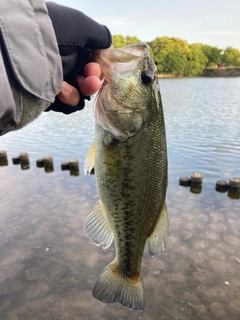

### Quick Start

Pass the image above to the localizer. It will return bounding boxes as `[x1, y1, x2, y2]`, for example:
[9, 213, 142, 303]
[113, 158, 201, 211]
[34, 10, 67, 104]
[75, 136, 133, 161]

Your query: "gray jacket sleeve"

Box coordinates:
[0, 0, 63, 136]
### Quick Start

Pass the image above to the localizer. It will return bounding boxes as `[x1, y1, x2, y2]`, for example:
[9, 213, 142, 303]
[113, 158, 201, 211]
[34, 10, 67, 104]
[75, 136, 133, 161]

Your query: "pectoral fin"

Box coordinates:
[84, 142, 95, 175]
[147, 202, 168, 257]
[84, 201, 114, 249]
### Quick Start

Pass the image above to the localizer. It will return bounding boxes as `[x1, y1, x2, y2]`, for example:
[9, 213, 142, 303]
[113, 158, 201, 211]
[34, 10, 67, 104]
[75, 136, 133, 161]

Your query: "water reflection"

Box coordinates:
[0, 166, 239, 319]
[227, 189, 240, 200]
[190, 185, 202, 194]
[0, 159, 8, 166]
[0, 78, 240, 319]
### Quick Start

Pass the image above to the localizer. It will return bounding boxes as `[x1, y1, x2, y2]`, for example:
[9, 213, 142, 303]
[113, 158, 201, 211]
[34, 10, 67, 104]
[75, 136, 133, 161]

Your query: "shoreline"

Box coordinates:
[158, 68, 240, 78]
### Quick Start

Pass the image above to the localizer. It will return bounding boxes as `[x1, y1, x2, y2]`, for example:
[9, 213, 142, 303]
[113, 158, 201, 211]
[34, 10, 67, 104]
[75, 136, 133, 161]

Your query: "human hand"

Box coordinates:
[58, 62, 103, 106]
[45, 2, 111, 114]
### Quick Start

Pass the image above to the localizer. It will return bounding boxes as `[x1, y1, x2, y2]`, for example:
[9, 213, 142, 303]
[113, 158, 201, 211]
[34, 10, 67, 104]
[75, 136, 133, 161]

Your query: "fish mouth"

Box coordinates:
[93, 43, 150, 83]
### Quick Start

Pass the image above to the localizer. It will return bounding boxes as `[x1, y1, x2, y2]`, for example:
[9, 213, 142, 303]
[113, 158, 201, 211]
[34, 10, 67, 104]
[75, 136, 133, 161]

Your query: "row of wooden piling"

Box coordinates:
[179, 172, 240, 193]
[0, 150, 85, 175]
[1, 151, 240, 192]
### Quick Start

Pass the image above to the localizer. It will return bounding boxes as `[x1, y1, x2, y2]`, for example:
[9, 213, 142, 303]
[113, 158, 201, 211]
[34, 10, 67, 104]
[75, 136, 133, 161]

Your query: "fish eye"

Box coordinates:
[141, 71, 152, 85]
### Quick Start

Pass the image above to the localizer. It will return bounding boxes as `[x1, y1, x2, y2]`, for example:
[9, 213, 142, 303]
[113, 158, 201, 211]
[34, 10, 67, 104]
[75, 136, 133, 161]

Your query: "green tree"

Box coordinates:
[148, 46, 155, 60]
[112, 35, 141, 48]
[148, 37, 189, 75]
[223, 47, 240, 66]
[164, 50, 187, 75]
[148, 36, 168, 73]
[125, 36, 141, 46]
[200, 44, 223, 67]
[112, 35, 126, 48]
[112, 34, 240, 75]
[186, 44, 208, 76]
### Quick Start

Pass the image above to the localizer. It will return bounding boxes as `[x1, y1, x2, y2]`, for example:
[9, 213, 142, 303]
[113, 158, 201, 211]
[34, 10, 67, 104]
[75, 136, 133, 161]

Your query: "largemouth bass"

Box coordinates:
[84, 43, 168, 310]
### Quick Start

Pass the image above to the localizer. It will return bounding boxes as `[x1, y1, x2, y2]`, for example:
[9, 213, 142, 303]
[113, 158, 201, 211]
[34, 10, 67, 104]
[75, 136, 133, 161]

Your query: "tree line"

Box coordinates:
[112, 35, 240, 76]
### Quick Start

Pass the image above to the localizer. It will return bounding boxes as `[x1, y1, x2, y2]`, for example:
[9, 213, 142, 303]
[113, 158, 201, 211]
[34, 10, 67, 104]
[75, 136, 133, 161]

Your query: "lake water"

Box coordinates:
[0, 78, 239, 320]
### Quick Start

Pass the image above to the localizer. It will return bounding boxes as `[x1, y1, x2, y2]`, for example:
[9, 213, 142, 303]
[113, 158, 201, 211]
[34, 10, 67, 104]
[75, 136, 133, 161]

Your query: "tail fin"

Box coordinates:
[92, 261, 144, 310]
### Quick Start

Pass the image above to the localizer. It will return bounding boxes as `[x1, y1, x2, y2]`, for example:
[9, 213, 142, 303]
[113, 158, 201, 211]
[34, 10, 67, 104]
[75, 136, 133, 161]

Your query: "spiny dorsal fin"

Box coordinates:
[84, 201, 114, 249]
[84, 142, 95, 175]
[147, 202, 168, 257]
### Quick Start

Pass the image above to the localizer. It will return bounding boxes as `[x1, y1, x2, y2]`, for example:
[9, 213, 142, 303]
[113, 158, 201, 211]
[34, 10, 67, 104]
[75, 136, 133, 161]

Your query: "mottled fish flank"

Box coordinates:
[84, 43, 168, 310]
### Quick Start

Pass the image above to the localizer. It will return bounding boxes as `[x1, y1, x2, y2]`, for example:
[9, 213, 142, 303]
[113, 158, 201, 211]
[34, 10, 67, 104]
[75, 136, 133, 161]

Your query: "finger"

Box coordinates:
[83, 62, 103, 79]
[77, 75, 102, 96]
[58, 81, 80, 106]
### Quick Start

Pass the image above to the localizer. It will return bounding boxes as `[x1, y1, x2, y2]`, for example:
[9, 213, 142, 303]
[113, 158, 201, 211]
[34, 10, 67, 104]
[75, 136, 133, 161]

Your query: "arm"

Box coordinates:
[0, 1, 111, 136]
[0, 0, 62, 135]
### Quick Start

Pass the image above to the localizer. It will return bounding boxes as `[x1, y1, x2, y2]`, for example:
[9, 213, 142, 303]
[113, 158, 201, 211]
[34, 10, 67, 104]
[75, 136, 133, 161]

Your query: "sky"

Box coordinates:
[51, 0, 240, 50]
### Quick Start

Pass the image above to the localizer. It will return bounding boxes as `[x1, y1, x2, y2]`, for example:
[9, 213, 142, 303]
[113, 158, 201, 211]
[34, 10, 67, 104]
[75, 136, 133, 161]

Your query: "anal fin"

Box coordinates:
[147, 202, 168, 257]
[84, 201, 114, 249]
